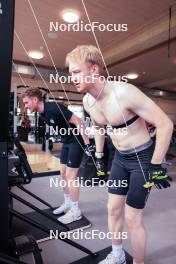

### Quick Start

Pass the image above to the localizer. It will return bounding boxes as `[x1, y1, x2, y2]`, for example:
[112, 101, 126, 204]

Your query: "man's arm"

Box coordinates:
[117, 83, 173, 164]
[69, 114, 90, 145]
[83, 95, 105, 153]
[92, 119, 105, 153]
[82, 96, 105, 175]
[91, 119, 106, 175]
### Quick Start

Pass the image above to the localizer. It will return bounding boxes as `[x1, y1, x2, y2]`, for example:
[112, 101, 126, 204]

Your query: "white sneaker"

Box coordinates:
[57, 208, 82, 224]
[99, 251, 126, 264]
[53, 203, 70, 215]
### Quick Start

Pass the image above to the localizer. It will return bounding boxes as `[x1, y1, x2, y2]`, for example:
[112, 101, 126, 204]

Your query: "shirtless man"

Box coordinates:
[65, 45, 173, 264]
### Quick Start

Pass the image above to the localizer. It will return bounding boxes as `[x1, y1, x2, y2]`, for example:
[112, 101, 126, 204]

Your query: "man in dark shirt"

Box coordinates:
[22, 87, 91, 224]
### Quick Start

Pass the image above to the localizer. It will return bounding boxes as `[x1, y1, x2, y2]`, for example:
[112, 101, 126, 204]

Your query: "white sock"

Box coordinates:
[112, 244, 123, 258]
[71, 200, 79, 210]
[133, 260, 144, 264]
[64, 194, 71, 205]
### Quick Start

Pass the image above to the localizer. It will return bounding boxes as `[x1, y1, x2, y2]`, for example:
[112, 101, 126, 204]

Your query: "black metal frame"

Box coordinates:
[0, 0, 15, 254]
[16, 184, 54, 210]
[0, 0, 95, 260]
[11, 137, 56, 210]
[10, 209, 96, 257]
[9, 191, 68, 230]
[9, 137, 97, 257]
[9, 137, 68, 229]
[0, 253, 27, 264]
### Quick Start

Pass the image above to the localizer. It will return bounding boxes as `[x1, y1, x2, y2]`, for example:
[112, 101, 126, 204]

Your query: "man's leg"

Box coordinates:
[53, 144, 71, 215]
[124, 144, 153, 264]
[53, 163, 71, 215]
[99, 150, 129, 264]
[99, 193, 126, 264]
[124, 205, 146, 264]
[57, 142, 84, 224]
[58, 166, 82, 224]
[66, 166, 80, 202]
[109, 194, 126, 261]
[60, 163, 69, 194]
[108, 193, 125, 246]
[65, 141, 84, 205]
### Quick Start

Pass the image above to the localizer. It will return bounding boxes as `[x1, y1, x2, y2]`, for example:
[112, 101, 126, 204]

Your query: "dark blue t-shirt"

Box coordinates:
[40, 102, 84, 144]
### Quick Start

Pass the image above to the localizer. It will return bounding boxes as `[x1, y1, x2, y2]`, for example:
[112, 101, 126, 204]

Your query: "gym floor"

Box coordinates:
[12, 150, 176, 264]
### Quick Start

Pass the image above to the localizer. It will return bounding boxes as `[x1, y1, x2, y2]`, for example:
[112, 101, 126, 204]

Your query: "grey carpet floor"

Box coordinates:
[12, 157, 176, 264]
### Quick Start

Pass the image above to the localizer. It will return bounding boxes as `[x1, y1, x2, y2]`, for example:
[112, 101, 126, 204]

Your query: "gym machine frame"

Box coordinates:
[9, 137, 96, 257]
[0, 0, 96, 261]
[0, 0, 15, 255]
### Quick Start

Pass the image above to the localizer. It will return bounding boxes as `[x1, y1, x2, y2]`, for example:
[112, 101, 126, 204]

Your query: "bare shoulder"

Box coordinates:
[83, 93, 88, 107]
[113, 81, 139, 98]
[83, 94, 89, 113]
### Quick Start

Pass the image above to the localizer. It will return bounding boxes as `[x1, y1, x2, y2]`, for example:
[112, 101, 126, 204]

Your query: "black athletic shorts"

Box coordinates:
[60, 141, 84, 168]
[108, 139, 155, 209]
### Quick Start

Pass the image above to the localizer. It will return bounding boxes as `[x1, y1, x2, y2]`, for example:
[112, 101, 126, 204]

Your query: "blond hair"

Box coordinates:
[66, 45, 104, 72]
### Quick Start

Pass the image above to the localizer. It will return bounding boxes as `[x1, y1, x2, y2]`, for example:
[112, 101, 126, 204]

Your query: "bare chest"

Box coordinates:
[88, 96, 130, 126]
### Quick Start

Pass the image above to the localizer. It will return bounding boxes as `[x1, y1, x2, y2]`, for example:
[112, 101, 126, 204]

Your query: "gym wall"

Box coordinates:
[11, 75, 176, 115]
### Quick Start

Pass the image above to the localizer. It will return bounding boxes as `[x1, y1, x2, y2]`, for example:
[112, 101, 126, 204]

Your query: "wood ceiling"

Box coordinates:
[13, 0, 176, 95]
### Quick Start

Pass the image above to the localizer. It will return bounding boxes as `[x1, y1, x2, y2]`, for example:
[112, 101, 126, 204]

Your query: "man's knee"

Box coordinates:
[125, 206, 143, 229]
[107, 201, 122, 218]
[60, 165, 67, 177]
[66, 167, 79, 181]
[107, 194, 125, 217]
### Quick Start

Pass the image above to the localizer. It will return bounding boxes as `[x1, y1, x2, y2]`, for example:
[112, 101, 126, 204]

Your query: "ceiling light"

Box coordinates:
[48, 32, 58, 39]
[62, 10, 79, 23]
[16, 65, 35, 75]
[126, 73, 139, 79]
[59, 96, 64, 99]
[159, 91, 164, 96]
[152, 90, 166, 97]
[28, 50, 44, 59]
